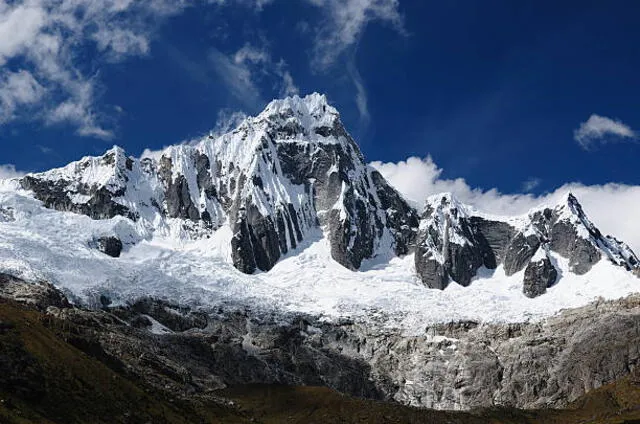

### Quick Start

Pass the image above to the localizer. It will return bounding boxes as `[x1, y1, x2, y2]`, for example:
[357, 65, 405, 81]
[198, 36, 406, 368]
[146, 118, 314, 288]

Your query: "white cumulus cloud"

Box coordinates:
[574, 114, 637, 150]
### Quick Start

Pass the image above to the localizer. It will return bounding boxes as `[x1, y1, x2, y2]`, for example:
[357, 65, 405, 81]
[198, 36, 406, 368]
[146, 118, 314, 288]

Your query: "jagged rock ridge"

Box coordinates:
[415, 192, 640, 295]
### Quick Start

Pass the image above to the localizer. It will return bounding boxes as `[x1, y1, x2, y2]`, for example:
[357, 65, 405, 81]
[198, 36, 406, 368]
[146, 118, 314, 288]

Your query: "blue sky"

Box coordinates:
[1, 0, 640, 199]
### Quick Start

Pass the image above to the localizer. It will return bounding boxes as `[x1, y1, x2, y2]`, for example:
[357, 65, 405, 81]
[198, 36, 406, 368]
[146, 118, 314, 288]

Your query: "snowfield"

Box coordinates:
[0, 186, 637, 335]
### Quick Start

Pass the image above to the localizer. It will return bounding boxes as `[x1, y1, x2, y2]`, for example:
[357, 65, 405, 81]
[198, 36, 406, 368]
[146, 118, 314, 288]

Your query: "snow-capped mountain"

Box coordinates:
[20, 93, 417, 274]
[0, 93, 638, 330]
[415, 192, 639, 296]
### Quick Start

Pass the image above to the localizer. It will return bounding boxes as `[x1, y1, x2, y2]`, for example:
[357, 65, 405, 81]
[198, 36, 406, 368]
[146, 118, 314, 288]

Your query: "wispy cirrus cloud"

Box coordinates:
[347, 61, 370, 124]
[209, 48, 265, 112]
[307, 0, 405, 69]
[305, 0, 404, 126]
[233, 44, 299, 97]
[522, 177, 541, 192]
[574, 114, 637, 150]
[209, 43, 299, 111]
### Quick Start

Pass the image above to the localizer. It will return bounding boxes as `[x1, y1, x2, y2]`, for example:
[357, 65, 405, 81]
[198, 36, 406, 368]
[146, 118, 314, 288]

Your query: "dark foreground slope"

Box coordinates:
[0, 299, 246, 424]
[1, 297, 640, 424]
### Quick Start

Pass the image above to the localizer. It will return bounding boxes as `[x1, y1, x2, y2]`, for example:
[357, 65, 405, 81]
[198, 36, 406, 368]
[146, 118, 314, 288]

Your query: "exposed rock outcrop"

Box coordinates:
[2, 275, 639, 412]
[415, 194, 491, 289]
[0, 274, 70, 310]
[95, 236, 123, 258]
[523, 252, 558, 298]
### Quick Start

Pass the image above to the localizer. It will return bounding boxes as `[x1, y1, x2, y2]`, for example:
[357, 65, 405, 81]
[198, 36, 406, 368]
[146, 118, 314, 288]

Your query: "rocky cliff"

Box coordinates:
[2, 273, 639, 413]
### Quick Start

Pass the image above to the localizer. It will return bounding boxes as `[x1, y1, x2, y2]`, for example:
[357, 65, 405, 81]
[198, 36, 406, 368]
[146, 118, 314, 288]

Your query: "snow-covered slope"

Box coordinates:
[0, 93, 638, 332]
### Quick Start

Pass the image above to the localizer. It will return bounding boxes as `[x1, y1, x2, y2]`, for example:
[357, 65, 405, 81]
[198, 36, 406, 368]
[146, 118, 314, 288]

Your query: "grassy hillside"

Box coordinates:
[0, 298, 639, 424]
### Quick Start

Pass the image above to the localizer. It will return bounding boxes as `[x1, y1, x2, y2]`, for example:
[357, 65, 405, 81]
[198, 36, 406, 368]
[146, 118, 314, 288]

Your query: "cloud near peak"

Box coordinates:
[0, 164, 26, 179]
[574, 114, 636, 150]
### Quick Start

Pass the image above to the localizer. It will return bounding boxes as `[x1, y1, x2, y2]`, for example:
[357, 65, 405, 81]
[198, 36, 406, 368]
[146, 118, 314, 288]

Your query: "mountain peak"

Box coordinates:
[261, 92, 335, 118]
[423, 192, 468, 217]
[255, 93, 343, 140]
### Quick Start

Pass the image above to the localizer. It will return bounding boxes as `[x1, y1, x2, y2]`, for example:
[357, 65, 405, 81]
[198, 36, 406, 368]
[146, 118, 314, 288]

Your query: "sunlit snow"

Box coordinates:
[0, 188, 637, 335]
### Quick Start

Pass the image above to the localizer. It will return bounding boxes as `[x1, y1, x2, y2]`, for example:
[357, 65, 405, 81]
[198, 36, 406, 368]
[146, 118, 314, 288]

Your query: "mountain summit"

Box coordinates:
[2, 93, 639, 306]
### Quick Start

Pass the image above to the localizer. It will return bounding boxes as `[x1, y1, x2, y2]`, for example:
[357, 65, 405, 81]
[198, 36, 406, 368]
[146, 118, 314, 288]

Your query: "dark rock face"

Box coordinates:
[415, 196, 499, 289]
[469, 217, 516, 267]
[158, 156, 200, 221]
[414, 250, 448, 290]
[503, 233, 541, 276]
[277, 139, 418, 271]
[166, 174, 201, 221]
[447, 242, 487, 287]
[569, 237, 601, 275]
[128, 298, 208, 332]
[243, 204, 281, 272]
[549, 221, 600, 274]
[21, 176, 133, 221]
[370, 170, 419, 256]
[96, 236, 123, 258]
[0, 274, 71, 310]
[231, 210, 258, 274]
[523, 254, 558, 298]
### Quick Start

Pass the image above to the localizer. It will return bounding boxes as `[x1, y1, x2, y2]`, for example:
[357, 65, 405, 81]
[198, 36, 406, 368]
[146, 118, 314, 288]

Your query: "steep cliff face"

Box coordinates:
[17, 94, 418, 274]
[415, 192, 639, 296]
